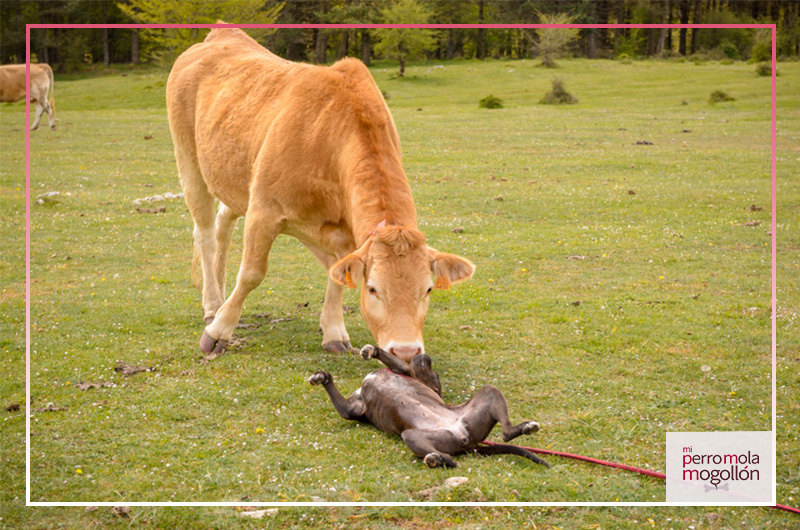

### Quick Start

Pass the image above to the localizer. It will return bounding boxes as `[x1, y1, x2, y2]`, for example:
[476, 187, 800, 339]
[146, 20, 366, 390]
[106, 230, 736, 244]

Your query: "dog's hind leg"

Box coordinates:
[401, 429, 460, 468]
[308, 371, 367, 422]
[461, 385, 540, 442]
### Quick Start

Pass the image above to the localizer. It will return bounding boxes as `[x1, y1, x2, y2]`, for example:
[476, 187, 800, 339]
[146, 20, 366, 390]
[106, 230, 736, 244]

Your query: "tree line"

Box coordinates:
[1, 0, 797, 72]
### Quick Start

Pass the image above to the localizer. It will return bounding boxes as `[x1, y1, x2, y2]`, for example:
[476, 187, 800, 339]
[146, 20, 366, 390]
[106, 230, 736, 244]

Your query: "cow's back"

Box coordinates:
[0, 64, 50, 103]
[166, 28, 402, 219]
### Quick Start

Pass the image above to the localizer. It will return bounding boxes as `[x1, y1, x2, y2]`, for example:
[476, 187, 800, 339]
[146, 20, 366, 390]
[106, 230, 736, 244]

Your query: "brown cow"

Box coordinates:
[166, 28, 474, 361]
[0, 63, 55, 131]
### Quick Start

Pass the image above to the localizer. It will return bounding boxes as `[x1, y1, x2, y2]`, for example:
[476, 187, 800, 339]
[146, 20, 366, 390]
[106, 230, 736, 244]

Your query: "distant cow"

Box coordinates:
[309, 345, 549, 468]
[0, 63, 55, 130]
[166, 28, 474, 360]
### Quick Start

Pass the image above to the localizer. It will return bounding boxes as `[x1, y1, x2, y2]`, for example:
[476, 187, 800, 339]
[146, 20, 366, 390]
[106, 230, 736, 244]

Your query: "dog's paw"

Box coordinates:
[423, 452, 457, 468]
[424, 452, 443, 468]
[360, 344, 377, 360]
[521, 421, 540, 435]
[308, 371, 330, 386]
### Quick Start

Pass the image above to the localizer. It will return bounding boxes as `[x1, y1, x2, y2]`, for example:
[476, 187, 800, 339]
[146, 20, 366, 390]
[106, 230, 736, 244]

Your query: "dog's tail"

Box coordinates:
[475, 442, 550, 468]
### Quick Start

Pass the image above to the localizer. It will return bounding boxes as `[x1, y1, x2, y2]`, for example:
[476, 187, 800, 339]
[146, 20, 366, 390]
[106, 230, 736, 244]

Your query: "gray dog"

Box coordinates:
[309, 345, 548, 468]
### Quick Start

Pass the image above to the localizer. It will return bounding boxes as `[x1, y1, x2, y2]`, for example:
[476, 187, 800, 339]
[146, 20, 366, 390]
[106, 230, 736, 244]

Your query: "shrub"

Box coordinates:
[479, 94, 504, 109]
[540, 77, 578, 105]
[616, 52, 634, 65]
[709, 90, 736, 104]
[755, 63, 774, 76]
[720, 40, 740, 60]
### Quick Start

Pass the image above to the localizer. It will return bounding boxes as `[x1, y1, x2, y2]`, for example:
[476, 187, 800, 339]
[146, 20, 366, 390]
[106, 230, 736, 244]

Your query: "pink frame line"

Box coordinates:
[25, 23, 778, 507]
[25, 23, 777, 29]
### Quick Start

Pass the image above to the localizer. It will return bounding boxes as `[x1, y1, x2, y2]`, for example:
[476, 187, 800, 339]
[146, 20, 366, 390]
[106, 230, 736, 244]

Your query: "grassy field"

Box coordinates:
[1, 53, 798, 528]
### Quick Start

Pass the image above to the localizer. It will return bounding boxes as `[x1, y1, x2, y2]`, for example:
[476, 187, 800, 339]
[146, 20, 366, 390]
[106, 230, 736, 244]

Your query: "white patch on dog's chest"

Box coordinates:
[448, 418, 469, 441]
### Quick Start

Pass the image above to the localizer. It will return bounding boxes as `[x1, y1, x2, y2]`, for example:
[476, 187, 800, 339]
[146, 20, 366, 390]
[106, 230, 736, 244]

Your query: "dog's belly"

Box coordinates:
[361, 370, 463, 435]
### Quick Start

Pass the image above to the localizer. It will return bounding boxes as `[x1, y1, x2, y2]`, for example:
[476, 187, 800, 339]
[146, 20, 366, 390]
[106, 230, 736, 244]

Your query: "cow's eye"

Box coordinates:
[426, 287, 433, 295]
[367, 285, 379, 298]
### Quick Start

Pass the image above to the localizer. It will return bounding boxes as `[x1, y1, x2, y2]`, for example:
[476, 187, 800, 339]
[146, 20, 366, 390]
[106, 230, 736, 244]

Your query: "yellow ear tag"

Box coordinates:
[345, 270, 357, 289]
[434, 275, 451, 290]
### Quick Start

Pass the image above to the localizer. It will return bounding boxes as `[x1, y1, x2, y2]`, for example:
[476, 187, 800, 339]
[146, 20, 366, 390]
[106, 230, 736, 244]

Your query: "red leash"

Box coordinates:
[481, 440, 800, 515]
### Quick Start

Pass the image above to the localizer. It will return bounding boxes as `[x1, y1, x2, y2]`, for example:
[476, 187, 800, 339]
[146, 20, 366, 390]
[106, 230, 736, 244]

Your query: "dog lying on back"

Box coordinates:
[309, 345, 548, 468]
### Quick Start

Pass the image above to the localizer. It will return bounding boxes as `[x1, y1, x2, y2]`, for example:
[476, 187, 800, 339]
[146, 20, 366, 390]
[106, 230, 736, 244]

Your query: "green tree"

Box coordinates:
[315, 0, 380, 64]
[530, 11, 580, 67]
[117, 0, 283, 64]
[430, 0, 474, 59]
[372, 0, 436, 76]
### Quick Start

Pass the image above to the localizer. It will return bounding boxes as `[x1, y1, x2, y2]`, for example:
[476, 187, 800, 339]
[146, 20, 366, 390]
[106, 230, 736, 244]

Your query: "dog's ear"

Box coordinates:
[411, 354, 441, 396]
[413, 353, 433, 371]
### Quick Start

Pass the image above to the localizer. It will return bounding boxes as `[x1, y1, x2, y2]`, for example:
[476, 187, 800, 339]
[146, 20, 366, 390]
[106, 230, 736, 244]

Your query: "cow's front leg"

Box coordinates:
[320, 276, 354, 353]
[304, 243, 355, 353]
[308, 371, 367, 421]
[200, 207, 281, 353]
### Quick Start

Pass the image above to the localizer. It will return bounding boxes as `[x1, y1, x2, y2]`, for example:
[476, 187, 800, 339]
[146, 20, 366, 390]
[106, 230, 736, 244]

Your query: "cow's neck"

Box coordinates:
[350, 198, 418, 246]
[346, 167, 417, 247]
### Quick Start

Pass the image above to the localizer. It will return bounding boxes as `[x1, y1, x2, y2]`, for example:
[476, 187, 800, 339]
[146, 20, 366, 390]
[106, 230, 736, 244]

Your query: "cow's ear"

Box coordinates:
[330, 253, 366, 288]
[429, 248, 475, 289]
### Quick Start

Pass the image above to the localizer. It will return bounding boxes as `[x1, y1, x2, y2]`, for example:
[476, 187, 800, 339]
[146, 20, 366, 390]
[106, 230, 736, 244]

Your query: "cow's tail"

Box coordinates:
[191, 242, 203, 291]
[43, 63, 55, 120]
[475, 442, 550, 468]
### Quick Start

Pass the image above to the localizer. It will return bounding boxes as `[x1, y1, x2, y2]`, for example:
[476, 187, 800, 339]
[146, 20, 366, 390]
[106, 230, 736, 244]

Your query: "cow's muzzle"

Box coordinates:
[383, 340, 424, 362]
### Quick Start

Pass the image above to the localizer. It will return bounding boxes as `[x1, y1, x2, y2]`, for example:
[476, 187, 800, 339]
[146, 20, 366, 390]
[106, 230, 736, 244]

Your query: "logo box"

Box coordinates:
[666, 431, 773, 503]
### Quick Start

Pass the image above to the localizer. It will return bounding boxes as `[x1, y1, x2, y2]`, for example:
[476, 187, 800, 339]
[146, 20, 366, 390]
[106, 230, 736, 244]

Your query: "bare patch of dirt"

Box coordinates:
[32, 403, 68, 412]
[76, 381, 115, 391]
[114, 362, 156, 376]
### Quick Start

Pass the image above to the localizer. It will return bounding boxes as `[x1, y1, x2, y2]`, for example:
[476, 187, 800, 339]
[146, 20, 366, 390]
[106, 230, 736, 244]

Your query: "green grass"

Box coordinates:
[1, 56, 798, 528]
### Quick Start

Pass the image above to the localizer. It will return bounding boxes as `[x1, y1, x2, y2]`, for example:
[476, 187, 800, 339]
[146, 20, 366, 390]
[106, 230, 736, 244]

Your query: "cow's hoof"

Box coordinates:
[200, 331, 228, 354]
[308, 371, 330, 386]
[360, 344, 377, 360]
[322, 340, 352, 353]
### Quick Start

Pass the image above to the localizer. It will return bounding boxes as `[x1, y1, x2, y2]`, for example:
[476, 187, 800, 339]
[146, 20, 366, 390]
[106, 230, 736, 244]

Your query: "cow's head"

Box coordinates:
[330, 225, 474, 362]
